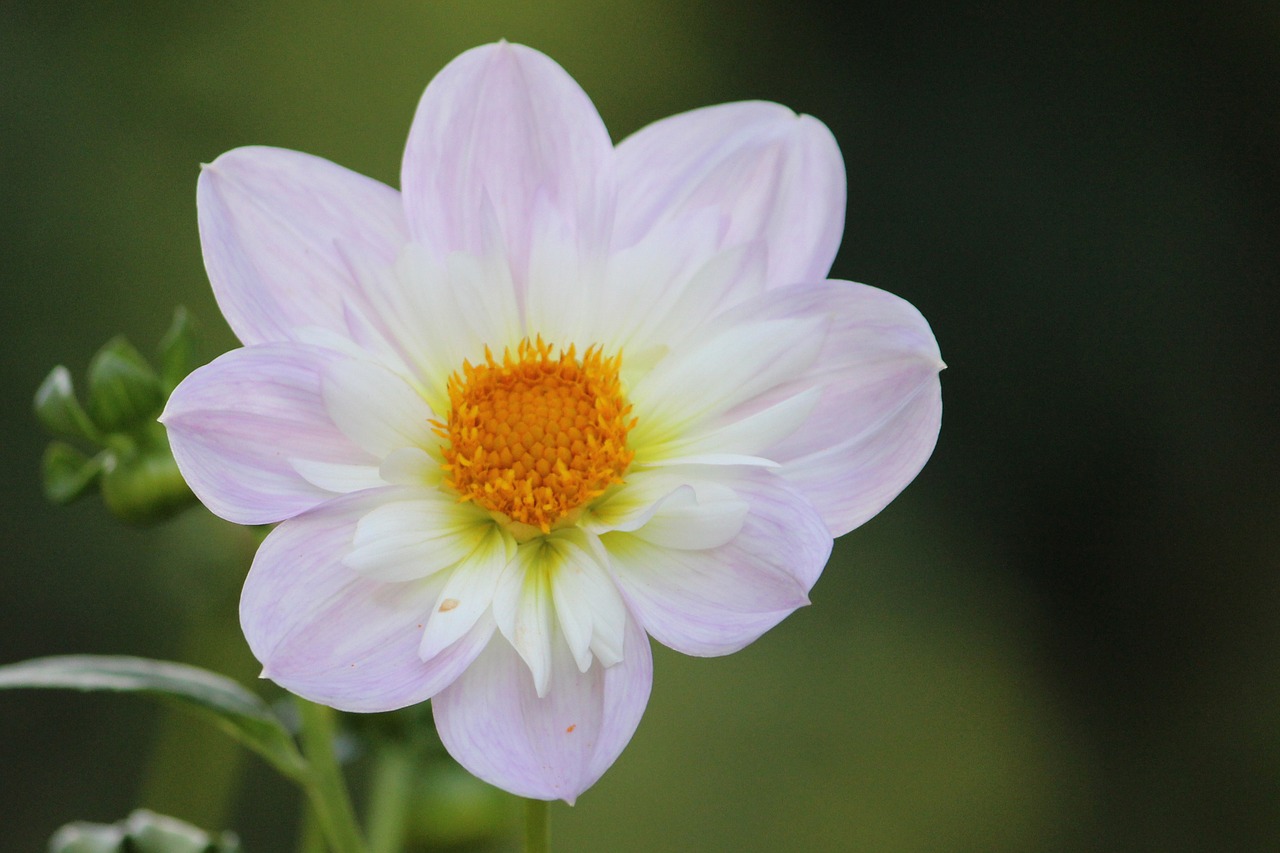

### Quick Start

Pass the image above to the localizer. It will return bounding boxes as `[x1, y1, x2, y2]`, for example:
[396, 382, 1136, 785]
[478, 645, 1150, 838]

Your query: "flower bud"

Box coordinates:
[99, 424, 195, 526]
[86, 337, 164, 433]
[158, 307, 201, 394]
[34, 366, 101, 442]
[36, 312, 204, 526]
[41, 441, 104, 504]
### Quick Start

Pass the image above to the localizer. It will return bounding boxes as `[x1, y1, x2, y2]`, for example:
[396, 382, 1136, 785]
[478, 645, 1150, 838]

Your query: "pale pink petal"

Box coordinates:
[242, 489, 494, 712]
[760, 282, 944, 535]
[401, 42, 614, 272]
[602, 474, 829, 657]
[160, 344, 375, 525]
[615, 101, 845, 289]
[433, 614, 652, 804]
[198, 146, 408, 346]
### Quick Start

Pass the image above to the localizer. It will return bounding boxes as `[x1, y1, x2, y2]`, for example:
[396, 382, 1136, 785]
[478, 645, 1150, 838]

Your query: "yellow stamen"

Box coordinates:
[433, 336, 636, 533]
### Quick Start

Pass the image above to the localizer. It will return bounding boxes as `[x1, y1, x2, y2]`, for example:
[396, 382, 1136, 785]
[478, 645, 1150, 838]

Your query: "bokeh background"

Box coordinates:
[2, 1, 1277, 850]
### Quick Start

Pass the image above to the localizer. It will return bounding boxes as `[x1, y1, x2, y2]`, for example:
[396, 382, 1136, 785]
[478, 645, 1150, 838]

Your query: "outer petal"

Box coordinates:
[242, 489, 494, 712]
[603, 473, 829, 657]
[160, 344, 376, 525]
[762, 282, 944, 535]
[433, 613, 652, 804]
[401, 42, 614, 272]
[615, 101, 845, 289]
[198, 146, 409, 346]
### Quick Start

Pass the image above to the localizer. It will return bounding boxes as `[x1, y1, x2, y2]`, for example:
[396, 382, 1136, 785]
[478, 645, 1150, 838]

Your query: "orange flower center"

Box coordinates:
[435, 337, 636, 533]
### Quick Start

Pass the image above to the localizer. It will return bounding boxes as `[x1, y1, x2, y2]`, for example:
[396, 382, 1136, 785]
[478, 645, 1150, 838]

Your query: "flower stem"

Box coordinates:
[295, 699, 368, 853]
[524, 798, 550, 853]
[365, 746, 415, 853]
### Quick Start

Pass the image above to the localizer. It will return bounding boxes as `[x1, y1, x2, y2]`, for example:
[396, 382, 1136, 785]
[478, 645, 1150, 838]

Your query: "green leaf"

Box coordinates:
[48, 811, 243, 853]
[48, 822, 126, 853]
[86, 337, 164, 432]
[34, 365, 102, 442]
[158, 307, 201, 394]
[125, 810, 241, 853]
[0, 655, 306, 783]
[42, 442, 105, 504]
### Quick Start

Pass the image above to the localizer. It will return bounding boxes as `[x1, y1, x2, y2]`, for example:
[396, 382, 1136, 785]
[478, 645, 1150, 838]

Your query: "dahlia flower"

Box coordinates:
[162, 42, 943, 802]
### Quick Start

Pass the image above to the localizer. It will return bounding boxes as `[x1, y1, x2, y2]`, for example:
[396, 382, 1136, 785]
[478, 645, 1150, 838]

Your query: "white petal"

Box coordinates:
[492, 542, 557, 697]
[419, 525, 517, 661]
[433, 613, 652, 803]
[344, 494, 497, 582]
[643, 386, 820, 463]
[290, 459, 385, 493]
[379, 446, 441, 487]
[585, 471, 748, 550]
[323, 358, 436, 458]
[628, 482, 749, 551]
[629, 317, 826, 450]
[531, 530, 627, 672]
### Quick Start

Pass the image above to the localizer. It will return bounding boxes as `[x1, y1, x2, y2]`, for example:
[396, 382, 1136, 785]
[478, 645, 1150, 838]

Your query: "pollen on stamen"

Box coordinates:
[433, 336, 636, 533]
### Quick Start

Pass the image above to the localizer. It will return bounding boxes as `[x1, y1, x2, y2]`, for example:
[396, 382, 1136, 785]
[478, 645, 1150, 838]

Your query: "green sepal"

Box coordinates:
[99, 423, 196, 525]
[42, 441, 105, 504]
[0, 655, 308, 783]
[34, 365, 102, 442]
[157, 307, 201, 394]
[85, 337, 164, 433]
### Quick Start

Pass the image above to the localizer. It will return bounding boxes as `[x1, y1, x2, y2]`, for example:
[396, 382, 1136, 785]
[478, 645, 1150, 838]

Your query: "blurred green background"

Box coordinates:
[2, 1, 1277, 850]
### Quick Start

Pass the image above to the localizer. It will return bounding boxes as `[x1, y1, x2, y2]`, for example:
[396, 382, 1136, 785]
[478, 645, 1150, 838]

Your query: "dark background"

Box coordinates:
[2, 2, 1277, 850]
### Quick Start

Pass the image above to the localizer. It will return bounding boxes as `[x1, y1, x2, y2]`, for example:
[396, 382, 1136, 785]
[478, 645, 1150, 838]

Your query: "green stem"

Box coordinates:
[296, 699, 368, 853]
[524, 798, 549, 853]
[296, 807, 327, 853]
[365, 746, 415, 853]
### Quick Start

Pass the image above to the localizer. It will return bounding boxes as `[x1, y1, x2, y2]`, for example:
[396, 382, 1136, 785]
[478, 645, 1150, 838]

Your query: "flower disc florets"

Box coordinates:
[435, 336, 635, 533]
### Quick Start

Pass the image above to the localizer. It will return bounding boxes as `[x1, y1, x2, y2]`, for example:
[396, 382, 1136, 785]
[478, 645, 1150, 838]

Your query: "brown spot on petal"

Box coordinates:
[566, 724, 576, 733]
[439, 598, 461, 612]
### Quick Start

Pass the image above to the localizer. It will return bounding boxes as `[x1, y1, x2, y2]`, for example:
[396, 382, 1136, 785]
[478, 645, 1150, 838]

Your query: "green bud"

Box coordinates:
[41, 441, 104, 504]
[100, 425, 196, 526]
[157, 307, 201, 394]
[86, 337, 164, 433]
[34, 366, 102, 442]
[48, 822, 126, 853]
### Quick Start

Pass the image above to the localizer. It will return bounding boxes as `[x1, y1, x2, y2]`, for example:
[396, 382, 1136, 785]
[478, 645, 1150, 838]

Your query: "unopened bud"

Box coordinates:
[86, 337, 164, 433]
